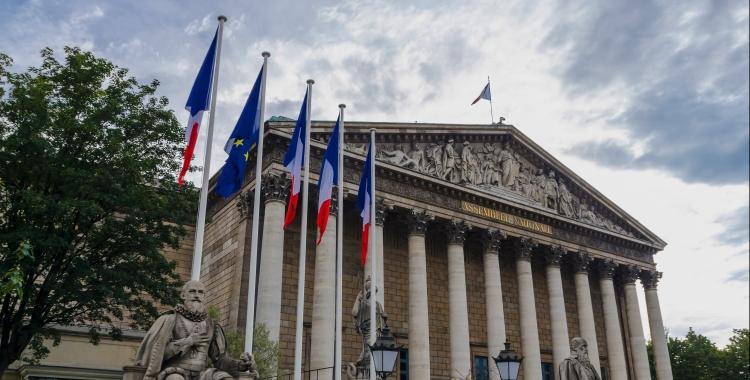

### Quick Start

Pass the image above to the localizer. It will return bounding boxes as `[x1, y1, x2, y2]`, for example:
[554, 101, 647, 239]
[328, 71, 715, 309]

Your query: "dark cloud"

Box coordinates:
[547, 1, 749, 184]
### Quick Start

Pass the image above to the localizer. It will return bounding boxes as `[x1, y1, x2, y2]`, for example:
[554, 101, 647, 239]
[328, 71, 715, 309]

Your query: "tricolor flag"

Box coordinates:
[316, 116, 341, 245]
[178, 29, 218, 185]
[283, 90, 309, 229]
[215, 64, 265, 198]
[356, 138, 374, 268]
[471, 82, 491, 105]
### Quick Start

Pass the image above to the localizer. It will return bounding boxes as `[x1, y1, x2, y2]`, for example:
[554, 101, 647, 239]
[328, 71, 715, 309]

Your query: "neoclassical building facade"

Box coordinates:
[198, 120, 673, 380]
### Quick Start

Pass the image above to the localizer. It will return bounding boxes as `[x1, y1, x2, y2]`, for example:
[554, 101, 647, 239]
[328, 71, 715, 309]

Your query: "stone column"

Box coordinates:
[621, 265, 651, 380]
[642, 270, 674, 380]
[255, 173, 289, 343]
[364, 199, 389, 306]
[572, 250, 601, 374]
[598, 259, 628, 380]
[545, 245, 570, 371]
[515, 237, 543, 380]
[310, 201, 337, 377]
[407, 210, 433, 379]
[446, 220, 472, 380]
[481, 229, 508, 380]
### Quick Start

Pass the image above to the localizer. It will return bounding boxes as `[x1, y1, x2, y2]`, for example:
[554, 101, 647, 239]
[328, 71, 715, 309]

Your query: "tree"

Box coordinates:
[717, 329, 750, 380]
[0, 47, 196, 374]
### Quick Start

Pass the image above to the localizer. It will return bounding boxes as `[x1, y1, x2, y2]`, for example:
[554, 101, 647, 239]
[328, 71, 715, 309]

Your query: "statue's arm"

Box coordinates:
[164, 336, 194, 359]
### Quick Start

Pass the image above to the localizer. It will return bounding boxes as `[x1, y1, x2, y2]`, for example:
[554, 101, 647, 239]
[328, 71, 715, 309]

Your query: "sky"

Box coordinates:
[1, 0, 748, 346]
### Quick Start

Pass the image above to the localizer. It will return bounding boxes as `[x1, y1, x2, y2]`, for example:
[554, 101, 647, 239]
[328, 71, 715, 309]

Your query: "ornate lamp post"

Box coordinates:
[368, 323, 401, 379]
[493, 340, 524, 380]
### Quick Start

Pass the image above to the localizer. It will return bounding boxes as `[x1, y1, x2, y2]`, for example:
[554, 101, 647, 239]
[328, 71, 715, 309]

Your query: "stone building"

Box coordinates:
[2, 120, 673, 380]
[200, 120, 673, 380]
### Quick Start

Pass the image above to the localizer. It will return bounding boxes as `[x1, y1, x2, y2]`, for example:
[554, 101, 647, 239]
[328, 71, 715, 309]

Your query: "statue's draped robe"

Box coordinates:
[558, 357, 602, 380]
[135, 311, 241, 380]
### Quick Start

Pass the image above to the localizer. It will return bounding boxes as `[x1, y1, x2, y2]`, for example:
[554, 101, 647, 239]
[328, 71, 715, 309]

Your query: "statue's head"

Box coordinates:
[181, 280, 207, 314]
[570, 337, 590, 363]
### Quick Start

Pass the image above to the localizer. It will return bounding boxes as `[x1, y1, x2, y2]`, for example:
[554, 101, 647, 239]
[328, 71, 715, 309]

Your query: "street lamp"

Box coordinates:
[368, 322, 401, 379]
[493, 340, 523, 380]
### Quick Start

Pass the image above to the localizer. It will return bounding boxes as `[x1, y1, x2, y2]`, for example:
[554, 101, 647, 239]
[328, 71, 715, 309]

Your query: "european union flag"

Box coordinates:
[216, 64, 265, 197]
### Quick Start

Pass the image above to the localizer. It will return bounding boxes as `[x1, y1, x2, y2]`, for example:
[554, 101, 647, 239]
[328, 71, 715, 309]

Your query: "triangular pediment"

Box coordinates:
[268, 120, 665, 250]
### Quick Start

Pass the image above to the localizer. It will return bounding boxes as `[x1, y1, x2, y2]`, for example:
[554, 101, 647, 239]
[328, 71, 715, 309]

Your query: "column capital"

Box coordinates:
[406, 209, 433, 235]
[619, 264, 641, 284]
[375, 198, 392, 226]
[262, 172, 289, 203]
[237, 189, 254, 219]
[515, 237, 538, 261]
[479, 229, 507, 253]
[640, 270, 662, 289]
[597, 259, 618, 279]
[571, 249, 594, 273]
[544, 245, 567, 267]
[445, 219, 471, 245]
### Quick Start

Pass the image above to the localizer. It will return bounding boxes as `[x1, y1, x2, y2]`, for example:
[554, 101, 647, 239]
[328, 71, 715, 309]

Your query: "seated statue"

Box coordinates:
[558, 337, 601, 380]
[134, 280, 258, 380]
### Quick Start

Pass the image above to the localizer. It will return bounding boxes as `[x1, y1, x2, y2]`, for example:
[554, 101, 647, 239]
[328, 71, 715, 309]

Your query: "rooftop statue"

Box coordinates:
[133, 280, 258, 380]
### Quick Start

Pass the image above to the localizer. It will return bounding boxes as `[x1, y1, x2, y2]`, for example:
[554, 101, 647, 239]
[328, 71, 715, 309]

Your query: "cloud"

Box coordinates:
[726, 268, 749, 283]
[546, 0, 749, 185]
[715, 204, 750, 246]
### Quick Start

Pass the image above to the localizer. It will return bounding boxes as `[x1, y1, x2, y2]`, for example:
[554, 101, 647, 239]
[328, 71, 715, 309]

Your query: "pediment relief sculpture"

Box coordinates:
[345, 138, 634, 238]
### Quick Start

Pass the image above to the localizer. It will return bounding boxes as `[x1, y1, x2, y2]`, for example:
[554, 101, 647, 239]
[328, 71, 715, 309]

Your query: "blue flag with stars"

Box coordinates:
[216, 64, 265, 198]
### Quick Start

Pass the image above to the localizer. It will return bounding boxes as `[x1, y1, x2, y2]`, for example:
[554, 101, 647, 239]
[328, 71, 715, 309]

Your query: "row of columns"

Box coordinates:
[247, 173, 672, 379]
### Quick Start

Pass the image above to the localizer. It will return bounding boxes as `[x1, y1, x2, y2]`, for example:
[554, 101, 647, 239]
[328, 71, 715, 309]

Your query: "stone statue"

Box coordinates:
[461, 141, 481, 185]
[558, 337, 601, 380]
[516, 166, 532, 197]
[579, 203, 598, 225]
[558, 178, 576, 218]
[442, 139, 459, 183]
[498, 143, 516, 187]
[408, 141, 426, 173]
[428, 142, 444, 178]
[134, 280, 258, 380]
[351, 275, 386, 367]
[544, 170, 560, 210]
[380, 144, 420, 170]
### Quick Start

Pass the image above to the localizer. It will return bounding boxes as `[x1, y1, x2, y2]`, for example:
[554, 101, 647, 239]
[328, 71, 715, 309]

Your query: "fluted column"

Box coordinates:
[545, 245, 570, 371]
[515, 237, 543, 379]
[255, 173, 289, 342]
[364, 199, 389, 306]
[446, 220, 472, 379]
[572, 250, 601, 374]
[642, 270, 673, 380]
[481, 229, 508, 380]
[407, 210, 432, 379]
[310, 201, 337, 377]
[598, 260, 628, 380]
[621, 265, 651, 380]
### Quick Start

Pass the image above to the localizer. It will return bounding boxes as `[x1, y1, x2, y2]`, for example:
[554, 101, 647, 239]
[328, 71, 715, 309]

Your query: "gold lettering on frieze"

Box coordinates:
[461, 201, 553, 235]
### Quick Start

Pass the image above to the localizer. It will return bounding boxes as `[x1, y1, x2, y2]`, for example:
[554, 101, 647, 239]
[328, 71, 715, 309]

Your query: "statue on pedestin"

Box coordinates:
[559, 337, 602, 380]
[132, 280, 258, 380]
[347, 275, 387, 379]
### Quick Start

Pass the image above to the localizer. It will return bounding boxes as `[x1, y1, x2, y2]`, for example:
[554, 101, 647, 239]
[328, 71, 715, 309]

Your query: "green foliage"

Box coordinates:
[0, 47, 197, 373]
[648, 328, 750, 380]
[206, 306, 279, 378]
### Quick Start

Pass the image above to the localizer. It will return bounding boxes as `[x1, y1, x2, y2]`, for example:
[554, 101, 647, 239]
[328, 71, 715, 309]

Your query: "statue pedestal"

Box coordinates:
[122, 365, 145, 380]
[238, 372, 256, 380]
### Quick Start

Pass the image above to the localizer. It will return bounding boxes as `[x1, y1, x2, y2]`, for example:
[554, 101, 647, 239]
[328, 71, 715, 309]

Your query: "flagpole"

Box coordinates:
[191, 15, 226, 281]
[487, 76, 495, 125]
[334, 104, 346, 380]
[368, 128, 377, 380]
[243, 51, 270, 353]
[293, 79, 314, 380]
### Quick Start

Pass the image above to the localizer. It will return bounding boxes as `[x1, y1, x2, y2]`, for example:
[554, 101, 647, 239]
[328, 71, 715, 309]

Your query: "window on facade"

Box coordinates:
[542, 362, 554, 380]
[399, 348, 409, 380]
[474, 355, 489, 380]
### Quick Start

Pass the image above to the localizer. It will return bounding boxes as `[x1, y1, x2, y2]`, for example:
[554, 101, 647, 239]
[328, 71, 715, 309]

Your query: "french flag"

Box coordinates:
[356, 138, 374, 268]
[283, 90, 309, 229]
[178, 29, 218, 186]
[316, 116, 341, 244]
